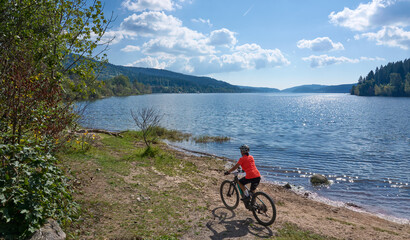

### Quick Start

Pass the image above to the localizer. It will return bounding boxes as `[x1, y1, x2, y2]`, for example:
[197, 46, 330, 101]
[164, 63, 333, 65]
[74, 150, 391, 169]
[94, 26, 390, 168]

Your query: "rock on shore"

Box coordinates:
[310, 174, 329, 185]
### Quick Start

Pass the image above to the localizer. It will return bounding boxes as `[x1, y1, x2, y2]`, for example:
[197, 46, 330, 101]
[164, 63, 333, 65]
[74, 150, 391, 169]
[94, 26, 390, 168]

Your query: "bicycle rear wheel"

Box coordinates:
[251, 192, 276, 226]
[220, 180, 239, 210]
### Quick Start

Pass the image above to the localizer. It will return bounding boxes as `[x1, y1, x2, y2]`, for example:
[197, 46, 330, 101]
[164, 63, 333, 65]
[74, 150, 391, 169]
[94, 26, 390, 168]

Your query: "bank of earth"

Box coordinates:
[60, 131, 410, 239]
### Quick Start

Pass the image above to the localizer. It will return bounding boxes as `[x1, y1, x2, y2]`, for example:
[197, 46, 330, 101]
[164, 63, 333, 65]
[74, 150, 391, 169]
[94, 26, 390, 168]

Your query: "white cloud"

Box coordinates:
[90, 30, 126, 45]
[302, 54, 385, 68]
[141, 36, 214, 57]
[297, 37, 344, 51]
[329, 0, 410, 31]
[230, 44, 290, 70]
[117, 10, 289, 75]
[122, 0, 174, 12]
[126, 56, 171, 69]
[120, 11, 215, 57]
[360, 56, 386, 61]
[209, 28, 237, 47]
[302, 55, 359, 68]
[121, 45, 141, 52]
[128, 43, 290, 75]
[121, 11, 182, 37]
[329, 0, 383, 31]
[356, 26, 410, 49]
[191, 18, 212, 27]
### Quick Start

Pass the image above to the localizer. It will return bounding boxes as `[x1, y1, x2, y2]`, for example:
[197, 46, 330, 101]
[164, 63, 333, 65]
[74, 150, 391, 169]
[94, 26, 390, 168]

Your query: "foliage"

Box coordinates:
[0, 143, 77, 239]
[153, 126, 192, 142]
[0, 0, 112, 144]
[131, 107, 163, 147]
[97, 75, 151, 98]
[0, 0, 111, 237]
[63, 74, 152, 100]
[351, 59, 410, 97]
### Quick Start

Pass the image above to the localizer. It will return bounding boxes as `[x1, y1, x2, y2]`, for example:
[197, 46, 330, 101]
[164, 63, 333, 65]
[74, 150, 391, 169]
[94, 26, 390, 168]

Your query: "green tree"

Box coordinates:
[405, 73, 410, 96]
[0, 0, 112, 238]
[374, 84, 382, 96]
[1, 0, 112, 144]
[389, 73, 403, 96]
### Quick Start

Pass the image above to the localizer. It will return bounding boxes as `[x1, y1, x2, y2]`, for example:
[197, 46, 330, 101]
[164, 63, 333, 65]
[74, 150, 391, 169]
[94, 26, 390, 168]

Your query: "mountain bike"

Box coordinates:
[220, 169, 276, 226]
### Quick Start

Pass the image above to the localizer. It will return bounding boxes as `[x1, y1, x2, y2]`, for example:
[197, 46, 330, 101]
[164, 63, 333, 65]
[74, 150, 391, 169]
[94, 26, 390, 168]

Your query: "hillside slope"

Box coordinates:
[282, 84, 355, 93]
[99, 63, 239, 93]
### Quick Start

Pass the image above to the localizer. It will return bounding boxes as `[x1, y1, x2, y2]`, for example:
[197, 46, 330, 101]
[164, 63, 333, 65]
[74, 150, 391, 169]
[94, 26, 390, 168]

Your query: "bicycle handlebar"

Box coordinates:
[227, 168, 244, 176]
[224, 167, 244, 176]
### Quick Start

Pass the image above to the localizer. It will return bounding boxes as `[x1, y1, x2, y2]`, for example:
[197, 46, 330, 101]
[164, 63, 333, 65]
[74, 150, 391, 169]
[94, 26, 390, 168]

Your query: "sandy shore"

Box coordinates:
[172, 145, 410, 240]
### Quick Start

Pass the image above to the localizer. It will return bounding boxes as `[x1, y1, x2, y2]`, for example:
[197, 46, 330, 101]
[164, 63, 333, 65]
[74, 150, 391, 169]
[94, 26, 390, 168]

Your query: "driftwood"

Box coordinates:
[76, 129, 124, 137]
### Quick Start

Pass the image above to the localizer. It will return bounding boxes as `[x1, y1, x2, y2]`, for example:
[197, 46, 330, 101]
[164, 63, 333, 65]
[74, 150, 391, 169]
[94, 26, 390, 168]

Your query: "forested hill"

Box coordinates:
[98, 62, 258, 93]
[351, 59, 410, 97]
[282, 84, 355, 93]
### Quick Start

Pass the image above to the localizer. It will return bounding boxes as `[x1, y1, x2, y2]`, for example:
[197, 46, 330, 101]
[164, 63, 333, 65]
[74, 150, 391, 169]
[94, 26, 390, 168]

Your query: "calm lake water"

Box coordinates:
[79, 93, 410, 222]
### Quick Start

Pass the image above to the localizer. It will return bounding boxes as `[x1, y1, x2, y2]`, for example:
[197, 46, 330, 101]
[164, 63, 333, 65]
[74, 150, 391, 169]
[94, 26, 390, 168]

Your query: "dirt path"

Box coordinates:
[175, 148, 410, 240]
[183, 176, 410, 239]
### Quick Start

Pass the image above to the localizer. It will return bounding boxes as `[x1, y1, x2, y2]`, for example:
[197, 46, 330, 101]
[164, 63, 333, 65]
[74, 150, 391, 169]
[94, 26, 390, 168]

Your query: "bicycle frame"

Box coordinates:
[231, 171, 247, 197]
[231, 170, 266, 209]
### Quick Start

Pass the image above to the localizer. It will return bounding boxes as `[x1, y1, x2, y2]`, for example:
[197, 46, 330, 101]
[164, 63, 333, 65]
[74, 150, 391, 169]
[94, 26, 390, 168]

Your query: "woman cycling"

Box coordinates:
[225, 144, 261, 204]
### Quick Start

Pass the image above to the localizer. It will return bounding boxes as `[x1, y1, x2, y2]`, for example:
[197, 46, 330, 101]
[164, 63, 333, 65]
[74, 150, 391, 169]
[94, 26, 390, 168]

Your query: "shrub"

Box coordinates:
[0, 143, 77, 239]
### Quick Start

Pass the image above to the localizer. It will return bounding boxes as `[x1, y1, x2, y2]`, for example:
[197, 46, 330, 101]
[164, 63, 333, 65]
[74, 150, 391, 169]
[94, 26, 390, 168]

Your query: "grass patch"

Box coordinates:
[153, 126, 192, 141]
[277, 223, 339, 240]
[193, 135, 230, 143]
[276, 200, 285, 206]
[326, 217, 356, 226]
[372, 227, 399, 236]
[59, 130, 217, 239]
[99, 131, 141, 152]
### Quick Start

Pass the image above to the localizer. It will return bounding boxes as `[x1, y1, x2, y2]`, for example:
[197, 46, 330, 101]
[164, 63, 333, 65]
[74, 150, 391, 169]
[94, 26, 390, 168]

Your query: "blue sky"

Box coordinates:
[100, 0, 410, 90]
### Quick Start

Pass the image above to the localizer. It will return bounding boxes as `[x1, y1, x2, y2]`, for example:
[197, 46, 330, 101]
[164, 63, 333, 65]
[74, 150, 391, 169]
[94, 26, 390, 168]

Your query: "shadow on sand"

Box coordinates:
[206, 207, 275, 240]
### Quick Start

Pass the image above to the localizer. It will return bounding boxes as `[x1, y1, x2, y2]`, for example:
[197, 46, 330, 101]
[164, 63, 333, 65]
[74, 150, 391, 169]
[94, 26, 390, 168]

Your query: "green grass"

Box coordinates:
[193, 135, 230, 143]
[372, 227, 399, 236]
[326, 217, 356, 226]
[59, 130, 210, 239]
[99, 131, 141, 152]
[276, 223, 339, 240]
[153, 126, 192, 142]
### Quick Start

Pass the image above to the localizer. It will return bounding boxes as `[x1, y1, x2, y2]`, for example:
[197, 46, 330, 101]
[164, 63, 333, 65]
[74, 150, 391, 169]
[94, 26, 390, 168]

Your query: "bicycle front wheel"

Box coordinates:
[251, 192, 276, 226]
[220, 180, 239, 210]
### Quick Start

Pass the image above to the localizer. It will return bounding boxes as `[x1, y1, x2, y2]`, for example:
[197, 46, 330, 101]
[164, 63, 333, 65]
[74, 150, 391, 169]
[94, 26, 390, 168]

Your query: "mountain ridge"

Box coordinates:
[98, 61, 354, 93]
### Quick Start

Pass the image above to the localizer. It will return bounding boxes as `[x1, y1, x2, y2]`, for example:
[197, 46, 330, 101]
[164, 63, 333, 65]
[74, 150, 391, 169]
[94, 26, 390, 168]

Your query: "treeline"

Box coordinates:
[64, 75, 152, 100]
[136, 73, 240, 93]
[351, 59, 410, 97]
[97, 62, 242, 93]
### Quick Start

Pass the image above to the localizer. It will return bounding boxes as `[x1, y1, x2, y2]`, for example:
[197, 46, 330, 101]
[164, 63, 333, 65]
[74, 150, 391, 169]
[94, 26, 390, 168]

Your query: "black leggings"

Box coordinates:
[239, 177, 261, 192]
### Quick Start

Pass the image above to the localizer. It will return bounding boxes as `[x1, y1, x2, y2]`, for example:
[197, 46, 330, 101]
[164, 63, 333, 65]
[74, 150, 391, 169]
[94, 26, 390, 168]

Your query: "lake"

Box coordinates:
[78, 93, 410, 222]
